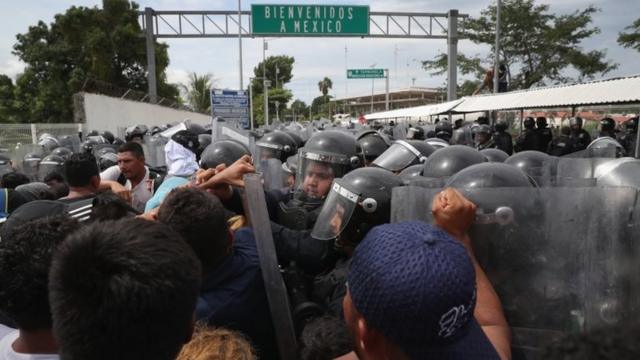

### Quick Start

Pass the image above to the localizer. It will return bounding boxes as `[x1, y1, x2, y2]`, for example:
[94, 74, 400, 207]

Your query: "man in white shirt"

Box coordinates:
[100, 142, 155, 212]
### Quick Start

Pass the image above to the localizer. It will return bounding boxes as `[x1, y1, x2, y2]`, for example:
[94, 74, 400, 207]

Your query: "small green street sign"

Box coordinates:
[251, 4, 369, 36]
[347, 69, 385, 79]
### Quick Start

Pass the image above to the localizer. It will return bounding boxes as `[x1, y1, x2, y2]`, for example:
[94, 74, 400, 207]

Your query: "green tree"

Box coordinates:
[251, 55, 295, 95]
[317, 77, 333, 96]
[182, 73, 214, 113]
[422, 0, 617, 92]
[0, 75, 18, 123]
[10, 0, 179, 123]
[251, 88, 293, 126]
[310, 95, 332, 118]
[618, 18, 640, 52]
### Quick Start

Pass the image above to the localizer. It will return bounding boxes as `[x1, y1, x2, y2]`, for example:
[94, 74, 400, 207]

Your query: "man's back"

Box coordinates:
[197, 227, 278, 360]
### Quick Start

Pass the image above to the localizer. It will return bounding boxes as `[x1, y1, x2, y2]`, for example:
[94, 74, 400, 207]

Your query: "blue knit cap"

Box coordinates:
[348, 221, 499, 359]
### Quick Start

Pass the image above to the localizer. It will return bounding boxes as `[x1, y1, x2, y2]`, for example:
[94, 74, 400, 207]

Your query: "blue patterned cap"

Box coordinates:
[348, 221, 499, 359]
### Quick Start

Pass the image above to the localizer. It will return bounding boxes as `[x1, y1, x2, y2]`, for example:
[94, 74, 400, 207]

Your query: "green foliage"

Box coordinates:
[422, 0, 617, 92]
[181, 73, 214, 113]
[310, 95, 332, 117]
[251, 88, 293, 125]
[317, 77, 333, 96]
[0, 75, 18, 123]
[251, 55, 295, 95]
[618, 18, 640, 52]
[7, 0, 178, 123]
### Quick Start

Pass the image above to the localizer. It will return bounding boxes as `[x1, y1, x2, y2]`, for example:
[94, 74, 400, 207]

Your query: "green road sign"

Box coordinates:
[251, 4, 369, 36]
[347, 69, 385, 79]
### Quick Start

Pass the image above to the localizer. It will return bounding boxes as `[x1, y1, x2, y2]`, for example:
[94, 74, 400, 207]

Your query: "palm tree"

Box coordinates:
[181, 73, 214, 113]
[318, 77, 333, 96]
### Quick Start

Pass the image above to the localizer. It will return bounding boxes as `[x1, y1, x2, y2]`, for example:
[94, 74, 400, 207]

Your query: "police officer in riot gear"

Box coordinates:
[199, 139, 251, 170]
[255, 130, 298, 163]
[598, 117, 617, 139]
[100, 131, 115, 144]
[493, 122, 513, 155]
[51, 147, 73, 161]
[618, 117, 638, 156]
[547, 126, 576, 156]
[514, 117, 539, 152]
[372, 140, 435, 173]
[405, 126, 425, 140]
[124, 125, 148, 143]
[278, 130, 363, 230]
[474, 124, 496, 151]
[356, 130, 390, 166]
[569, 117, 591, 151]
[435, 120, 453, 143]
[310, 167, 404, 314]
[535, 117, 553, 153]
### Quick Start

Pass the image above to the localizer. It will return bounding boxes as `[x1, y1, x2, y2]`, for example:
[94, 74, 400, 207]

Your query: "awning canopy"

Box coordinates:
[364, 74, 640, 119]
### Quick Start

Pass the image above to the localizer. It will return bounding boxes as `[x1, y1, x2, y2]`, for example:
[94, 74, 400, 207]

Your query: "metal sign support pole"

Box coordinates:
[385, 69, 390, 111]
[447, 9, 459, 101]
[144, 7, 158, 103]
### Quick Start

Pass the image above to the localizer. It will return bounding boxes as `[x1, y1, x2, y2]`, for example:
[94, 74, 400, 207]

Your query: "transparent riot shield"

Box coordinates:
[259, 158, 287, 191]
[142, 135, 168, 169]
[11, 144, 44, 174]
[242, 174, 298, 359]
[391, 186, 640, 358]
[392, 123, 407, 140]
[92, 144, 118, 159]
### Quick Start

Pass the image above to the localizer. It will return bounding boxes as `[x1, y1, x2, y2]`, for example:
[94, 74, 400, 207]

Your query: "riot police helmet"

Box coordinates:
[569, 117, 583, 128]
[625, 117, 638, 133]
[311, 167, 403, 246]
[81, 138, 100, 154]
[295, 130, 363, 200]
[473, 124, 492, 136]
[524, 117, 535, 129]
[86, 130, 100, 137]
[0, 154, 12, 176]
[372, 140, 436, 172]
[171, 130, 200, 156]
[586, 136, 625, 158]
[536, 117, 548, 129]
[481, 148, 509, 163]
[256, 130, 298, 162]
[51, 147, 73, 160]
[356, 130, 390, 165]
[186, 122, 207, 135]
[423, 145, 487, 178]
[398, 164, 424, 180]
[100, 131, 115, 144]
[476, 116, 490, 125]
[596, 158, 640, 188]
[425, 138, 450, 150]
[446, 162, 537, 188]
[199, 139, 251, 170]
[99, 152, 119, 172]
[38, 135, 60, 153]
[113, 137, 125, 146]
[95, 146, 116, 158]
[125, 125, 148, 142]
[150, 126, 162, 136]
[58, 135, 77, 152]
[197, 134, 212, 155]
[283, 130, 306, 148]
[495, 122, 509, 132]
[435, 120, 453, 141]
[505, 151, 552, 176]
[22, 153, 42, 179]
[599, 117, 615, 132]
[37, 154, 65, 182]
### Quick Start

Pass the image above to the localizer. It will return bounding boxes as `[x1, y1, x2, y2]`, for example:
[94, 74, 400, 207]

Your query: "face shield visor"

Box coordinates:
[295, 150, 353, 200]
[22, 158, 40, 179]
[311, 180, 359, 240]
[256, 141, 286, 162]
[372, 140, 426, 172]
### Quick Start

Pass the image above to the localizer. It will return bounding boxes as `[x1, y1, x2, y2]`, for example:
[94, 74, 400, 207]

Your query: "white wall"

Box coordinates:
[80, 93, 211, 136]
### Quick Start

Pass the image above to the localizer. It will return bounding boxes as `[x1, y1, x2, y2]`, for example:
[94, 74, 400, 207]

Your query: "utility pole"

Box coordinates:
[494, 0, 501, 94]
[447, 9, 459, 101]
[144, 7, 157, 103]
[385, 69, 390, 111]
[263, 39, 269, 126]
[238, 0, 243, 90]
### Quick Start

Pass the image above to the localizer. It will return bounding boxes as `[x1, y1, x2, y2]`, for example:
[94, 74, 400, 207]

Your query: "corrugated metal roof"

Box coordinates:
[453, 74, 640, 113]
[363, 75, 640, 119]
[364, 99, 464, 120]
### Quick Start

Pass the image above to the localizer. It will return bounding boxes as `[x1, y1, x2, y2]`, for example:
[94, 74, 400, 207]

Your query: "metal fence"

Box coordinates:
[0, 123, 85, 147]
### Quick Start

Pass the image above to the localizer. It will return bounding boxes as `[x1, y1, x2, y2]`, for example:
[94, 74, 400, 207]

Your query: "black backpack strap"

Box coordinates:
[116, 172, 126, 186]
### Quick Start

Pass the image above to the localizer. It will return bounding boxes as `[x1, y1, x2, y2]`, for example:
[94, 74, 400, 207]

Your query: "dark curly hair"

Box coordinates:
[0, 215, 79, 330]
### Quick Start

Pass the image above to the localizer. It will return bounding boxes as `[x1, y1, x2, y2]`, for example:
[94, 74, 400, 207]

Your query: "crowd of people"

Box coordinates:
[0, 116, 638, 360]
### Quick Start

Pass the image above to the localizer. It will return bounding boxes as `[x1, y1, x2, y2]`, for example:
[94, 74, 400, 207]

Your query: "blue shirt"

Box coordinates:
[143, 176, 189, 212]
[195, 227, 278, 359]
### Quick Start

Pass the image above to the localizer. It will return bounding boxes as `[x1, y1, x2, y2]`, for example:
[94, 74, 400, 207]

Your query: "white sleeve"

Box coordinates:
[100, 165, 121, 181]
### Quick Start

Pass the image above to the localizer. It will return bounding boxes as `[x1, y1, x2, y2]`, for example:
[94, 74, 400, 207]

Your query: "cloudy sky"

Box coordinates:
[1, 0, 639, 104]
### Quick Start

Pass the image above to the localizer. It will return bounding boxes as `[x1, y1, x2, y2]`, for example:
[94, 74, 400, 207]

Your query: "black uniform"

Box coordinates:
[547, 134, 576, 156]
[535, 127, 553, 153]
[514, 129, 539, 152]
[570, 129, 591, 151]
[493, 131, 513, 155]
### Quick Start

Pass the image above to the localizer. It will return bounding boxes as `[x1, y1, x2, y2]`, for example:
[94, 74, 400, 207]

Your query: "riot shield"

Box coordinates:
[142, 135, 168, 168]
[259, 158, 287, 191]
[11, 144, 44, 174]
[242, 174, 298, 360]
[391, 186, 640, 359]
